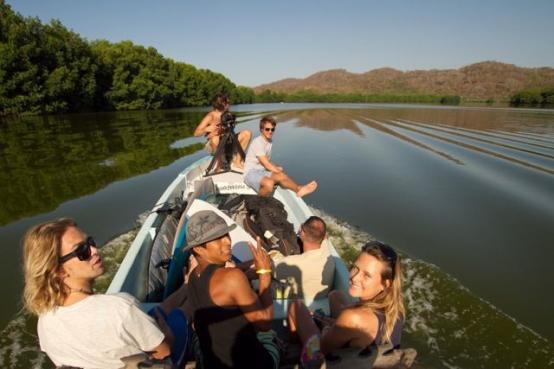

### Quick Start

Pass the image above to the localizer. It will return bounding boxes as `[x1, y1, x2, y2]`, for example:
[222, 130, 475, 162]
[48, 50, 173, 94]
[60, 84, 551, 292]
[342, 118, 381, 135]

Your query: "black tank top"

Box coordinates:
[188, 264, 274, 369]
[374, 311, 403, 347]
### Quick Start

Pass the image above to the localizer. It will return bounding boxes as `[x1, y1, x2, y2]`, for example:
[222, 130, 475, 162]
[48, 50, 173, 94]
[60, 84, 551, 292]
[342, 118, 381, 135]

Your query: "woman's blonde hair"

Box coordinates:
[22, 218, 77, 315]
[357, 241, 405, 343]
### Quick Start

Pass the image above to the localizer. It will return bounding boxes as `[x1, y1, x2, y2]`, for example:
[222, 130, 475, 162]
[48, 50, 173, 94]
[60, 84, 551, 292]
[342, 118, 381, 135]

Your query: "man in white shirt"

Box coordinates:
[274, 216, 335, 300]
[244, 116, 318, 197]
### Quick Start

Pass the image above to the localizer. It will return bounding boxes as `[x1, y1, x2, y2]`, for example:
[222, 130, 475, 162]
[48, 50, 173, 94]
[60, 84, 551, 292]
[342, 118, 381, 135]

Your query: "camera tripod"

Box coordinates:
[204, 129, 246, 177]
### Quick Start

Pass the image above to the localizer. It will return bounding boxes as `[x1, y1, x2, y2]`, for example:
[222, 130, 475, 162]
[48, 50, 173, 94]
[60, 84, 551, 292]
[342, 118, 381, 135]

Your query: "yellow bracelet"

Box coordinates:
[255, 269, 272, 275]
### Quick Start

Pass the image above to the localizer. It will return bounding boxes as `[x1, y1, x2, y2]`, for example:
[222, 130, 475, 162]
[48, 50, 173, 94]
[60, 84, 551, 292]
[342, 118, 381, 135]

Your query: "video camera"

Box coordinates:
[205, 110, 245, 176]
[219, 111, 236, 133]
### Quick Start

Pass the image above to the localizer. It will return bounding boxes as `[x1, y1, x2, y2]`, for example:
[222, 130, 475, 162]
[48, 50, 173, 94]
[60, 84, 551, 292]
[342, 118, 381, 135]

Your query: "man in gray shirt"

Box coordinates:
[244, 116, 318, 197]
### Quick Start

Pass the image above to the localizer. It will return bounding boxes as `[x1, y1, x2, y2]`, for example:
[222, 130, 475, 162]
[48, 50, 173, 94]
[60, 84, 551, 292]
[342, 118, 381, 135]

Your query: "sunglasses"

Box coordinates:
[59, 236, 97, 263]
[263, 127, 275, 132]
[364, 241, 398, 278]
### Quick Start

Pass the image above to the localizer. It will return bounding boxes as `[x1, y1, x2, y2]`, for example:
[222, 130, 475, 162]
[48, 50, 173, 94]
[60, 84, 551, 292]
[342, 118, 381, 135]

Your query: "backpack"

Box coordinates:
[220, 194, 300, 256]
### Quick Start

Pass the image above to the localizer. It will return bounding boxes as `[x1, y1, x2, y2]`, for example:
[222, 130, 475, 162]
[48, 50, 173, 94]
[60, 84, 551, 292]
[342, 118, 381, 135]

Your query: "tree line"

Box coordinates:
[0, 1, 255, 115]
[510, 88, 554, 107]
[255, 89, 462, 105]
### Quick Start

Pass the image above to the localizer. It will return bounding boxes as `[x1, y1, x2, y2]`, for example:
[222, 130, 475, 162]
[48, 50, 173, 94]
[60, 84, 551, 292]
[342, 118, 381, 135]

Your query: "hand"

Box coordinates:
[205, 124, 218, 133]
[248, 237, 271, 272]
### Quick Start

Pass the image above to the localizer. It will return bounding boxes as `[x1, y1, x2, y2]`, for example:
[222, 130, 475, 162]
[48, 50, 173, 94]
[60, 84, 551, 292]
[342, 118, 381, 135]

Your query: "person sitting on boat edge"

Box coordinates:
[193, 92, 251, 169]
[287, 241, 405, 367]
[274, 216, 335, 301]
[243, 115, 318, 197]
[184, 210, 280, 369]
[21, 218, 176, 369]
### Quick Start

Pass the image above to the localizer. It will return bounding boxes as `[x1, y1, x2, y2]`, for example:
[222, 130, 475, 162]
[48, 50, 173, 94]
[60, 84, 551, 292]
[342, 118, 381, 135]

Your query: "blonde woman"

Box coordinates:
[288, 241, 405, 365]
[22, 218, 172, 369]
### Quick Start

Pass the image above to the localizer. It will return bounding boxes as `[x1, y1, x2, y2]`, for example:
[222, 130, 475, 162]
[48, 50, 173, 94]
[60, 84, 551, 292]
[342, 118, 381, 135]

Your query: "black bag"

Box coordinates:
[220, 195, 300, 256]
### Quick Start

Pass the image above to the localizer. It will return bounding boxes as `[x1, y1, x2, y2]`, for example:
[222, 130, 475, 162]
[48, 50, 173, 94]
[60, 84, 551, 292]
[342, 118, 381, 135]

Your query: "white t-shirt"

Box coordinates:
[38, 293, 164, 369]
[244, 135, 272, 173]
[274, 240, 336, 300]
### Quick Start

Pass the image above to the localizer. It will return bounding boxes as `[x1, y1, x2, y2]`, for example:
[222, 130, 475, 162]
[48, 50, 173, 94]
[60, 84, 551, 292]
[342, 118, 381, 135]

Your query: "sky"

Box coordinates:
[6, 0, 554, 87]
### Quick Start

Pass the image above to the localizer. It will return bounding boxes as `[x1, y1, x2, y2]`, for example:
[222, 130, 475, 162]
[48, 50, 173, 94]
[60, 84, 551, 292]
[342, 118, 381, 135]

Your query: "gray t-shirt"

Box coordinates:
[38, 293, 164, 369]
[244, 135, 272, 173]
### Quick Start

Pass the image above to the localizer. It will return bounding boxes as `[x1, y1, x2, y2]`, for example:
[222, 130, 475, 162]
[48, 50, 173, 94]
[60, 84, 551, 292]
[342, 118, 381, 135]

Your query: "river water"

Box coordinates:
[0, 104, 553, 368]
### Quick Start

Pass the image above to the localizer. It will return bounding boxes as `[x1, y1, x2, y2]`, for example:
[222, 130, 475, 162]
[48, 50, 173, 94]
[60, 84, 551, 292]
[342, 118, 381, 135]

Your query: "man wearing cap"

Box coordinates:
[184, 210, 280, 369]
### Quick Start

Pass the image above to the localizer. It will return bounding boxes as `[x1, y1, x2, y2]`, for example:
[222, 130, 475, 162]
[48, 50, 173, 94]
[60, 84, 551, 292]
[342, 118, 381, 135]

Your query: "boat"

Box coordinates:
[106, 156, 415, 368]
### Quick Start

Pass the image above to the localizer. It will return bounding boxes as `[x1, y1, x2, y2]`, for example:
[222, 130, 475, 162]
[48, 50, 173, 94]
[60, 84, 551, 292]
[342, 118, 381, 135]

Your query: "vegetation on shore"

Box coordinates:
[510, 87, 554, 106]
[0, 1, 254, 115]
[2, 1, 552, 115]
[255, 89, 462, 105]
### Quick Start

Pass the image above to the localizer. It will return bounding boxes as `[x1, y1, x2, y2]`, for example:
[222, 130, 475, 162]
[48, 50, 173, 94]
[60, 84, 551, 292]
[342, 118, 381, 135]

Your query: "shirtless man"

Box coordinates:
[193, 93, 251, 168]
[244, 116, 317, 197]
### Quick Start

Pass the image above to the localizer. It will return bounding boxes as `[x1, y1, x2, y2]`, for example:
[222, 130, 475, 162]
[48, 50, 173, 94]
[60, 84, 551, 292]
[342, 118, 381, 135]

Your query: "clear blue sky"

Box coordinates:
[6, 0, 554, 87]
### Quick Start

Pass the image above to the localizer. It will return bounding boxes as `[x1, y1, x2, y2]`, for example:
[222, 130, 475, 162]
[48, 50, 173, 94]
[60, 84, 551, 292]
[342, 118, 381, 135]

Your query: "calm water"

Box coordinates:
[1, 104, 553, 368]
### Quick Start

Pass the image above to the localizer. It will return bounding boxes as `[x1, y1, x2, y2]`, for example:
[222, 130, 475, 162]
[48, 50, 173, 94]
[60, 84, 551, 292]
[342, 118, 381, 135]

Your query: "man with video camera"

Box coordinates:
[194, 93, 251, 171]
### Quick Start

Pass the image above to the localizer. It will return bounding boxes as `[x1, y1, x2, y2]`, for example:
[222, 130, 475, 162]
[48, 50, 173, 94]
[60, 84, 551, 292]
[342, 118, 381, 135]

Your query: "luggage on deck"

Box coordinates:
[219, 194, 300, 256]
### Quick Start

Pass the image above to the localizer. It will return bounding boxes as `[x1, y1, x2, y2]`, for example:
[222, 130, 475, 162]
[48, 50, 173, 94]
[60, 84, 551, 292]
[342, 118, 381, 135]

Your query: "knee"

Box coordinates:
[287, 299, 301, 320]
[274, 172, 287, 181]
[261, 177, 274, 189]
[241, 130, 252, 140]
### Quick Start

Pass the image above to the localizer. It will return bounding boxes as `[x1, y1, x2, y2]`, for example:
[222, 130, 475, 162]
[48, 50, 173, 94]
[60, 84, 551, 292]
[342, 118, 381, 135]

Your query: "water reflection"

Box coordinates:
[0, 111, 206, 225]
[277, 109, 365, 136]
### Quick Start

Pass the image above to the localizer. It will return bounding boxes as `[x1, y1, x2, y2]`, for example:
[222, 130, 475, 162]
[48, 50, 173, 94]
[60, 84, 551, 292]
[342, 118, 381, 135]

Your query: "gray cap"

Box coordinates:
[185, 210, 236, 249]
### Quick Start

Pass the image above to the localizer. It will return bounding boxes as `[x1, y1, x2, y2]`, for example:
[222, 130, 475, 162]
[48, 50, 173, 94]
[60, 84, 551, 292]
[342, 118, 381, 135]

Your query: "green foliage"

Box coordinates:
[0, 2, 255, 115]
[254, 89, 462, 105]
[439, 95, 461, 105]
[0, 2, 97, 114]
[510, 87, 554, 106]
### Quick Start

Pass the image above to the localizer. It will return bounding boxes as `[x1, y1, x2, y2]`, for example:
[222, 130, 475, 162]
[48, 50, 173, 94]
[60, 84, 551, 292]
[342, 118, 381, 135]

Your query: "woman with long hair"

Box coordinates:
[288, 240, 405, 364]
[22, 218, 172, 369]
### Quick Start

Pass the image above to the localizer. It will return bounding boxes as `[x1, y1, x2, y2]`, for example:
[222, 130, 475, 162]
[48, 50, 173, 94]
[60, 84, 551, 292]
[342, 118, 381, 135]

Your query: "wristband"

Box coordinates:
[255, 269, 272, 275]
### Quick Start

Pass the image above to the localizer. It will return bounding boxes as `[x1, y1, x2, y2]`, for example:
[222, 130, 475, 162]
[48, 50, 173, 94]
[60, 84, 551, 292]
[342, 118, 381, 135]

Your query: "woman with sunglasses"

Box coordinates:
[22, 218, 172, 369]
[287, 241, 405, 366]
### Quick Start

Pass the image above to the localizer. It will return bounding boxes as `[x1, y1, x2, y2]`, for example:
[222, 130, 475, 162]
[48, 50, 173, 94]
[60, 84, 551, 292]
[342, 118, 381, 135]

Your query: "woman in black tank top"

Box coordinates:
[288, 241, 405, 364]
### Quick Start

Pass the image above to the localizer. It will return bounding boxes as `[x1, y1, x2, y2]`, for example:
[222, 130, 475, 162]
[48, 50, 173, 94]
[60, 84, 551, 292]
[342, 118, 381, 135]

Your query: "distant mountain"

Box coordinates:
[254, 62, 554, 101]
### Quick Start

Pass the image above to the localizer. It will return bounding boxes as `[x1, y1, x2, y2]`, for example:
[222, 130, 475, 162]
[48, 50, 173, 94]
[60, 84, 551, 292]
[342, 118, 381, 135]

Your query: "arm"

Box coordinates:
[227, 268, 273, 331]
[258, 155, 283, 173]
[320, 308, 376, 354]
[193, 112, 219, 138]
[121, 298, 171, 360]
[228, 238, 273, 331]
[149, 340, 171, 360]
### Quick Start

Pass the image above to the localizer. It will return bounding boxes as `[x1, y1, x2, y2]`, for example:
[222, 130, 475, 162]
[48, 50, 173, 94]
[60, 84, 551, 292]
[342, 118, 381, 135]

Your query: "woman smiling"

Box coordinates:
[288, 241, 405, 366]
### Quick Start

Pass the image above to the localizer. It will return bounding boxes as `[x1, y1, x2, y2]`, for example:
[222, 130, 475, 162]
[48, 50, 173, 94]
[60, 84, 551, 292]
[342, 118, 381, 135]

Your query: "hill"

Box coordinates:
[254, 62, 554, 102]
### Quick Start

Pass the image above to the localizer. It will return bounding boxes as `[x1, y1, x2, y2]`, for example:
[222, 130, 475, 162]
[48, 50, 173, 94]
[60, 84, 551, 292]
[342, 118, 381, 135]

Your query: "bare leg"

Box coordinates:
[271, 172, 301, 192]
[288, 300, 320, 344]
[208, 136, 221, 170]
[258, 177, 275, 197]
[329, 290, 350, 318]
[272, 172, 318, 198]
[234, 130, 252, 168]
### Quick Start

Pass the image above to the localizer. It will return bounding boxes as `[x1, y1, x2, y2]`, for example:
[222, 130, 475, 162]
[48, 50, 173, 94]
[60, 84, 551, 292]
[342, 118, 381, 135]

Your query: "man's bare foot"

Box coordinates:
[297, 181, 318, 198]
